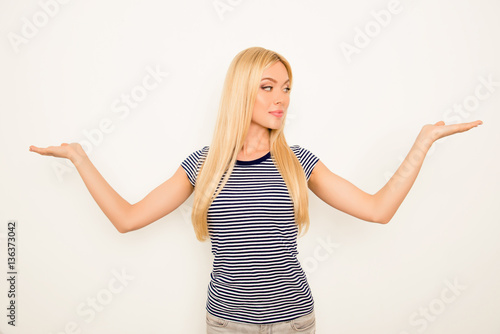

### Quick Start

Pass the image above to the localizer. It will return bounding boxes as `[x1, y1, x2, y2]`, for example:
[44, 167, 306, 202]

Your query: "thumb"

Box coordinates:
[434, 121, 445, 126]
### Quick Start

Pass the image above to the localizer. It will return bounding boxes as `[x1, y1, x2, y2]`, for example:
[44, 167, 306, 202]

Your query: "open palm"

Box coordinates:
[421, 119, 483, 142]
[29, 142, 85, 162]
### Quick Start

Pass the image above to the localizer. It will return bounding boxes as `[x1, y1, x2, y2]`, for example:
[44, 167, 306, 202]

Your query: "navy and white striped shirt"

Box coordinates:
[181, 145, 320, 324]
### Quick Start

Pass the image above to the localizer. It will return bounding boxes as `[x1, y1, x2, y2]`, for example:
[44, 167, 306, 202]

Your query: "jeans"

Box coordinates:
[206, 310, 316, 334]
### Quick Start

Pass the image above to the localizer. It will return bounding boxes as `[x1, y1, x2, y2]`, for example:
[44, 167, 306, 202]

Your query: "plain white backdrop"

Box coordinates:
[1, 0, 499, 333]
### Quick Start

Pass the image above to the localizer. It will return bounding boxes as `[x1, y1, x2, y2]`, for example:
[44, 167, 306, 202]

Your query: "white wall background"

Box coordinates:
[1, 0, 499, 333]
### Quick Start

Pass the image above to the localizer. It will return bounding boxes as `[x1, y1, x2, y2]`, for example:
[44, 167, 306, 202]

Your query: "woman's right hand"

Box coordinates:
[29, 142, 86, 164]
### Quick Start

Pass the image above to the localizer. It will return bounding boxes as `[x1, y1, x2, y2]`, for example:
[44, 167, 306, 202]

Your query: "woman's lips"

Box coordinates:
[270, 111, 283, 118]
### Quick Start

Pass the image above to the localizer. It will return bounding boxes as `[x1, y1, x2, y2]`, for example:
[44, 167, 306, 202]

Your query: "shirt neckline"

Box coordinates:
[235, 151, 271, 165]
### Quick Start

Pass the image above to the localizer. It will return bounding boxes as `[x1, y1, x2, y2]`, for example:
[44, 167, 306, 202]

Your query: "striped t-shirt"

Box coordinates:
[180, 144, 320, 324]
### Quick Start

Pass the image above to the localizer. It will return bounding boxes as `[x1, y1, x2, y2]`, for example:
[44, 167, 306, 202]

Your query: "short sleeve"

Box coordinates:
[290, 145, 320, 182]
[180, 146, 209, 187]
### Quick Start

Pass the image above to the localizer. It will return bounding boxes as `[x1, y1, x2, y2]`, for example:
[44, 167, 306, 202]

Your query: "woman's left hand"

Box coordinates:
[419, 119, 483, 144]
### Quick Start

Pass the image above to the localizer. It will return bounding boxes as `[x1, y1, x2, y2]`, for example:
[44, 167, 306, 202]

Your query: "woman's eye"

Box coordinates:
[261, 86, 291, 92]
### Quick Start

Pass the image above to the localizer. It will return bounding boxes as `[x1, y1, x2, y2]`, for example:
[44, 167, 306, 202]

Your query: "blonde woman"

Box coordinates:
[29, 46, 482, 333]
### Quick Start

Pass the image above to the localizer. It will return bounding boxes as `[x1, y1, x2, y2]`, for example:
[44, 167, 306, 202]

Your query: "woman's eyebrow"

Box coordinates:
[261, 77, 290, 84]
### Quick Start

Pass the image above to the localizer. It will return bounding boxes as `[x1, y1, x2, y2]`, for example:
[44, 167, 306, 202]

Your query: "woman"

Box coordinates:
[29, 46, 482, 333]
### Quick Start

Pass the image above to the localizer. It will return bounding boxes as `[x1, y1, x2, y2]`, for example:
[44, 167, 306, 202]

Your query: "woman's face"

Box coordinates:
[252, 61, 291, 131]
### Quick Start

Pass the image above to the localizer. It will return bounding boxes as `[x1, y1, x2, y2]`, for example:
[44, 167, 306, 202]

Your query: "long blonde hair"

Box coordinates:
[192, 46, 312, 241]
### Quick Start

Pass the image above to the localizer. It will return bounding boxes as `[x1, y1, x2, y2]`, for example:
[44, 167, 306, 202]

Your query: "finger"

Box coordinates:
[455, 121, 481, 133]
[30, 146, 53, 156]
[459, 120, 482, 128]
[434, 121, 445, 126]
[29, 145, 43, 153]
[464, 120, 482, 128]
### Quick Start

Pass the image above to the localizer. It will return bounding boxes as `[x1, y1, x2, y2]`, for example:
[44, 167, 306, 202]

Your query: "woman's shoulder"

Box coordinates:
[181, 145, 209, 165]
[289, 144, 320, 165]
[289, 144, 316, 156]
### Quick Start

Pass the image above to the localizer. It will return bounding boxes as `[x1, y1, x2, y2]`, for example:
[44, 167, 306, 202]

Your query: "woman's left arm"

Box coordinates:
[308, 120, 483, 225]
[372, 119, 483, 224]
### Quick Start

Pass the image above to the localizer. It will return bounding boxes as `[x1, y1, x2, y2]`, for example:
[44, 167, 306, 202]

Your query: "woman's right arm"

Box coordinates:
[30, 143, 194, 233]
